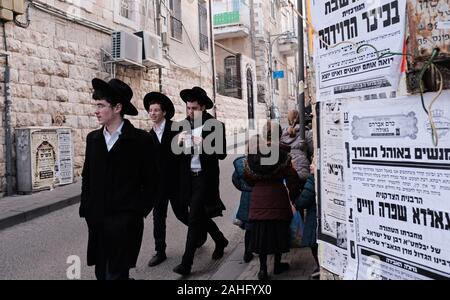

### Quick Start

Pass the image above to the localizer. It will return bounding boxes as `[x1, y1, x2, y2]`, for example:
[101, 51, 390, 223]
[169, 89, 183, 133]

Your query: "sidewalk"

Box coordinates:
[211, 233, 318, 280]
[0, 182, 81, 231]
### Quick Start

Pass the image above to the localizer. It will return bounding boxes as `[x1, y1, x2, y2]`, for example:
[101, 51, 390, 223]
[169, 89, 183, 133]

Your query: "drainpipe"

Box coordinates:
[156, 0, 163, 92]
[297, 0, 305, 139]
[2, 22, 13, 196]
[209, 0, 217, 118]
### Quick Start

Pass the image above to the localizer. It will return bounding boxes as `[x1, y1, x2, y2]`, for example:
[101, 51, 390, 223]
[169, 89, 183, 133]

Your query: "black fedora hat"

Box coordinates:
[92, 78, 138, 116]
[180, 86, 214, 110]
[143, 92, 175, 120]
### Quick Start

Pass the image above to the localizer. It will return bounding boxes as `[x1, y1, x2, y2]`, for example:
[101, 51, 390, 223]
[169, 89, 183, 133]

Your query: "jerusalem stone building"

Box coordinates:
[0, 0, 300, 195]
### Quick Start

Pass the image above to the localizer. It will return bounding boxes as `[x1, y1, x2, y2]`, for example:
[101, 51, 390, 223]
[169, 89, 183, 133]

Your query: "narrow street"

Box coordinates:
[0, 155, 243, 280]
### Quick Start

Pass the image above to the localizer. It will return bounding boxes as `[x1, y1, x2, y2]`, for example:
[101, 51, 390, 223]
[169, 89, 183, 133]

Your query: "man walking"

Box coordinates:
[144, 92, 207, 267]
[80, 78, 156, 280]
[172, 87, 229, 276]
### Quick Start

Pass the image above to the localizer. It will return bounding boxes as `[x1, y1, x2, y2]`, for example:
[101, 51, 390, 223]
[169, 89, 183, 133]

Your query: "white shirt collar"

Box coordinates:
[153, 119, 166, 133]
[104, 121, 125, 137]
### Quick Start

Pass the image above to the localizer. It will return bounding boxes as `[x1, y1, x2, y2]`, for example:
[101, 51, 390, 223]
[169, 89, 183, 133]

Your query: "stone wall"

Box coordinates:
[0, 2, 214, 194]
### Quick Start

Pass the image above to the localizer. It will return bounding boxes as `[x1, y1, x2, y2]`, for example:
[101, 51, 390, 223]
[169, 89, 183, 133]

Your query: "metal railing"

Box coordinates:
[213, 0, 250, 28]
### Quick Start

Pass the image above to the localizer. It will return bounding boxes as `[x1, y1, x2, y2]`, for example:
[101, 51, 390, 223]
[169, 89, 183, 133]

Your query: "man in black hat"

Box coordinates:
[172, 87, 229, 276]
[144, 92, 209, 267]
[79, 78, 157, 280]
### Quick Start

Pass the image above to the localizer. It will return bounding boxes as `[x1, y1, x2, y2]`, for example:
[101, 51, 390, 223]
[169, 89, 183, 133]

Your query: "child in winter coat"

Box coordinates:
[294, 159, 319, 279]
[232, 153, 254, 263]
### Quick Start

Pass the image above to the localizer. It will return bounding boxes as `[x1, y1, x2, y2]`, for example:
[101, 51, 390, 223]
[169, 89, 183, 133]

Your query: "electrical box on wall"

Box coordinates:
[15, 127, 74, 194]
[406, 0, 450, 93]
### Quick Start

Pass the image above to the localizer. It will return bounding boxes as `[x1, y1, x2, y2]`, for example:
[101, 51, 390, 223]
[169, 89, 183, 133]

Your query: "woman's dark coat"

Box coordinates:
[244, 145, 302, 221]
[232, 156, 252, 230]
[294, 174, 317, 247]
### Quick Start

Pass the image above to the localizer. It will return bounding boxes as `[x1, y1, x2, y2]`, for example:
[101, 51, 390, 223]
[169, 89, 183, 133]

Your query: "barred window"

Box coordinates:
[170, 0, 183, 41]
[120, 0, 132, 19]
[198, 0, 209, 51]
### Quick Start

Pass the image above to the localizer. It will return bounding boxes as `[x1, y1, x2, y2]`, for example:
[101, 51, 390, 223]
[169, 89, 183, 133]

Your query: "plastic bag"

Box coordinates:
[290, 210, 304, 248]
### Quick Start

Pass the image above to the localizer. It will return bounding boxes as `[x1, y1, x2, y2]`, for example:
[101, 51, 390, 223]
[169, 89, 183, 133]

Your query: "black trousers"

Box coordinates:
[181, 173, 226, 267]
[95, 261, 130, 280]
[152, 195, 189, 253]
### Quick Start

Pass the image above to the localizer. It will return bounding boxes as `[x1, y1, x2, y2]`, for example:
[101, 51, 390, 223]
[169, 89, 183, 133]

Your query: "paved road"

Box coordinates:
[0, 155, 243, 280]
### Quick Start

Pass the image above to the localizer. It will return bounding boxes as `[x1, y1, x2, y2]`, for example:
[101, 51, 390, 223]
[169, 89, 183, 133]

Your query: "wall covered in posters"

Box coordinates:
[312, 0, 450, 280]
[341, 92, 450, 280]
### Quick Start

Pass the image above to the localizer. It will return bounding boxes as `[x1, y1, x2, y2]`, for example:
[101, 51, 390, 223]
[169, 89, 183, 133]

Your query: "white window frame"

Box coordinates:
[114, 0, 140, 30]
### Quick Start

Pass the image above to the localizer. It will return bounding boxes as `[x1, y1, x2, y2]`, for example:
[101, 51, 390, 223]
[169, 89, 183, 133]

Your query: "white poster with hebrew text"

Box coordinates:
[311, 0, 406, 100]
[342, 92, 450, 280]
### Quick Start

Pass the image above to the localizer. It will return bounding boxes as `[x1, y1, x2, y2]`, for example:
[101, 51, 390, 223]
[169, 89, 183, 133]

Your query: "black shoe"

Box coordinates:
[147, 253, 167, 267]
[243, 252, 253, 263]
[257, 270, 269, 280]
[196, 230, 208, 248]
[273, 262, 290, 275]
[212, 238, 229, 260]
[173, 264, 191, 276]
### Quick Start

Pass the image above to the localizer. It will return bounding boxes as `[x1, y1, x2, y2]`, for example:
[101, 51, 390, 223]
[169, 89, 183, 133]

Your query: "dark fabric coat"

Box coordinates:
[176, 112, 227, 218]
[244, 145, 302, 221]
[79, 119, 157, 271]
[294, 174, 317, 247]
[232, 156, 252, 230]
[150, 120, 187, 223]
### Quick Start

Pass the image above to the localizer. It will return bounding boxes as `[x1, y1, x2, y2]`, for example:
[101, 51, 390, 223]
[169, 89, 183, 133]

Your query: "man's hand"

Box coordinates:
[178, 131, 188, 145]
[192, 136, 203, 146]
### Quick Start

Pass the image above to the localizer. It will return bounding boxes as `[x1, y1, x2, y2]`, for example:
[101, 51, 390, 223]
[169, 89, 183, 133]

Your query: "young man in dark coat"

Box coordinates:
[172, 87, 229, 276]
[80, 78, 156, 280]
[144, 92, 206, 267]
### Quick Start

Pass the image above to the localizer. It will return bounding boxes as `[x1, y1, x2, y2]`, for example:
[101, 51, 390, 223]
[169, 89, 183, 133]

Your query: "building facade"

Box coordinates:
[212, 0, 300, 129]
[0, 0, 217, 195]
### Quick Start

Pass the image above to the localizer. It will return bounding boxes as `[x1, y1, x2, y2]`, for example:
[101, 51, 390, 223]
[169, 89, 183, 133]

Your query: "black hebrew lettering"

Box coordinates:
[379, 202, 407, 221]
[381, 146, 412, 159]
[414, 148, 450, 160]
[362, 1, 400, 33]
[357, 198, 375, 215]
[412, 207, 450, 231]
[319, 16, 358, 49]
[352, 147, 378, 159]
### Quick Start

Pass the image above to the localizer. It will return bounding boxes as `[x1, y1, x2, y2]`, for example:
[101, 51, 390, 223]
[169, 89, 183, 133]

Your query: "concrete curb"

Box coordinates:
[0, 195, 80, 231]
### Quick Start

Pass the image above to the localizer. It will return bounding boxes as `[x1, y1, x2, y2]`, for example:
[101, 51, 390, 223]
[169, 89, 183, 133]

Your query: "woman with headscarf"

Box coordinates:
[280, 110, 313, 181]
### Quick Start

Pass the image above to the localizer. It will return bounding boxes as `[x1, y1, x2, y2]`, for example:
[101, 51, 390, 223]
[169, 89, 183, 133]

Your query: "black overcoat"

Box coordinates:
[79, 119, 157, 271]
[176, 113, 227, 218]
[150, 119, 188, 223]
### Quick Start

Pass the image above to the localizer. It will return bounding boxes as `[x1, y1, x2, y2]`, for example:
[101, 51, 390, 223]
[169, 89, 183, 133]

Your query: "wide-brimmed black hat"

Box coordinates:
[143, 92, 175, 120]
[92, 78, 138, 116]
[180, 86, 214, 110]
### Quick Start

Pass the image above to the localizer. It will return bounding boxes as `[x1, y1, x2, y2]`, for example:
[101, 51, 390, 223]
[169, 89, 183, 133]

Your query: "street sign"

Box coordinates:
[272, 70, 284, 79]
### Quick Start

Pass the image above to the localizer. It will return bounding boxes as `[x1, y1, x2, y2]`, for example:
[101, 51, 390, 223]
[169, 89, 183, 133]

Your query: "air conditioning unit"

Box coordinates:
[134, 30, 164, 68]
[111, 31, 143, 65]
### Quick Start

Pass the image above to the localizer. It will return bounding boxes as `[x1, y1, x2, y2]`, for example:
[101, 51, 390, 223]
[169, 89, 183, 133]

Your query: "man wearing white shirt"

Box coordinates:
[80, 78, 156, 280]
[173, 87, 228, 276]
[143, 92, 207, 267]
